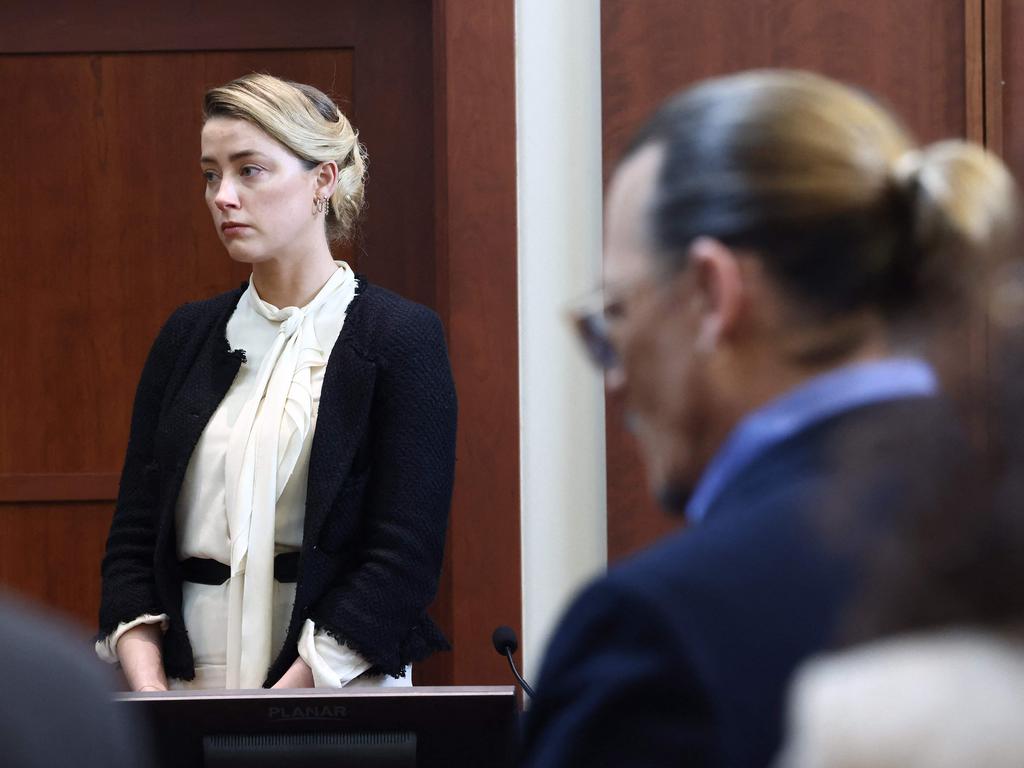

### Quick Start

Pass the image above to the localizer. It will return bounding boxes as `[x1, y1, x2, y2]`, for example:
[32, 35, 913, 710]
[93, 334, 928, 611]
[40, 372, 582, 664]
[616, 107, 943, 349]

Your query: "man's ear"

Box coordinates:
[686, 236, 744, 351]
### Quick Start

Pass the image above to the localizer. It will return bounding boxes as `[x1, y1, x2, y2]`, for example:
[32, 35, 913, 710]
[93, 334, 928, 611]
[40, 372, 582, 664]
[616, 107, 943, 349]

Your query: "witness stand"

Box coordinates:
[116, 685, 517, 768]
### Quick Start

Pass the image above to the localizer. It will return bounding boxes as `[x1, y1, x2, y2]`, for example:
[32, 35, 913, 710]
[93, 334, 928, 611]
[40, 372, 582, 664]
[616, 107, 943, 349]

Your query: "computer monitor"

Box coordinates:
[116, 685, 517, 768]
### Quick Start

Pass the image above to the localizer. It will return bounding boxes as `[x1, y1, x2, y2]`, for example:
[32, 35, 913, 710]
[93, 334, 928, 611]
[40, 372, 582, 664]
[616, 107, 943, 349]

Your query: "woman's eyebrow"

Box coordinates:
[199, 150, 264, 164]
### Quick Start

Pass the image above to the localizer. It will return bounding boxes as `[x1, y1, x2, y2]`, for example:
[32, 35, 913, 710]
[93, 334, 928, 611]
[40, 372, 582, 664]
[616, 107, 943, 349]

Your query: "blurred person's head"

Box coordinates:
[0, 593, 153, 768]
[843, 279, 1024, 641]
[585, 69, 1018, 514]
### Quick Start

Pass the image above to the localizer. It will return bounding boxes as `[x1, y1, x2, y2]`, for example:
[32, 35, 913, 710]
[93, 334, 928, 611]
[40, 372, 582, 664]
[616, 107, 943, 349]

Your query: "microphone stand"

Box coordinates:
[503, 647, 535, 698]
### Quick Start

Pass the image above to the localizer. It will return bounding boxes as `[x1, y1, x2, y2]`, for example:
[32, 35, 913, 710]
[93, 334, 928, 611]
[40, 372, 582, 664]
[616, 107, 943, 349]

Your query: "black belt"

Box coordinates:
[180, 552, 301, 585]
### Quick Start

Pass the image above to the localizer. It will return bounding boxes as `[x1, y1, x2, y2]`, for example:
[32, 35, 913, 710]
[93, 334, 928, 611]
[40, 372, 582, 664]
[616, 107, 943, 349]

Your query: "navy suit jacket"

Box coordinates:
[520, 398, 951, 767]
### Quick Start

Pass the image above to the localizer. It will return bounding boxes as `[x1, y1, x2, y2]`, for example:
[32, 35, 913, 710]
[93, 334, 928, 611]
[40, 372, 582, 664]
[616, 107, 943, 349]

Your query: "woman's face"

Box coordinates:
[200, 117, 322, 265]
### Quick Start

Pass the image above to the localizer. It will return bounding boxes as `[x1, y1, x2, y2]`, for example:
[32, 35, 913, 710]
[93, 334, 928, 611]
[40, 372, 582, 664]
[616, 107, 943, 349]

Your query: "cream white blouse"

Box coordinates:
[97, 262, 410, 690]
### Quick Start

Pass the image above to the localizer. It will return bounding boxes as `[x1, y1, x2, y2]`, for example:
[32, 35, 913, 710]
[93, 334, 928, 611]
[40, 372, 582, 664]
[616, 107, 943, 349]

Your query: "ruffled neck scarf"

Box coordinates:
[223, 262, 354, 688]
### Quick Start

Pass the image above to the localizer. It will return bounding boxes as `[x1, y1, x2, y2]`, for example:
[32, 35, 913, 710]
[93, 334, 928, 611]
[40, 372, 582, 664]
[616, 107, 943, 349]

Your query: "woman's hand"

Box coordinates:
[271, 656, 315, 689]
[116, 624, 169, 692]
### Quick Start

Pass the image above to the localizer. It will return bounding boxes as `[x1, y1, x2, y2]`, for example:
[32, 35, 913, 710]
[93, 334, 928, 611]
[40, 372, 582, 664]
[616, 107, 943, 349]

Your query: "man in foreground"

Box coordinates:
[520, 70, 1010, 766]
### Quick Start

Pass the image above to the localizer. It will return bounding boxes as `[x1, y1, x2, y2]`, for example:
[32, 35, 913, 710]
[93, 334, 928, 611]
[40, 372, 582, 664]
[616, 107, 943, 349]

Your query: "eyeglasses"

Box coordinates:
[567, 275, 655, 372]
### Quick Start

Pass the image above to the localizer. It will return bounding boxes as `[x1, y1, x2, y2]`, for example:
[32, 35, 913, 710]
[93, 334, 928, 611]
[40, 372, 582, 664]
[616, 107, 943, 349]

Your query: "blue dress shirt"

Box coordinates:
[685, 357, 938, 524]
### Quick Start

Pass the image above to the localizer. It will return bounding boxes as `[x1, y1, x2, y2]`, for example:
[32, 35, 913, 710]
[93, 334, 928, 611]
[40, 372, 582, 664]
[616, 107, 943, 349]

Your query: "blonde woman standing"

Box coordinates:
[96, 74, 456, 691]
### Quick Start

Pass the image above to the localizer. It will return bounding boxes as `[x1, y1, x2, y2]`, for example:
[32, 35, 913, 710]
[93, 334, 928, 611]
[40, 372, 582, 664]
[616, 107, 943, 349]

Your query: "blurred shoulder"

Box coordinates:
[601, 509, 776, 598]
[0, 594, 111, 685]
[781, 629, 1024, 767]
[523, 562, 717, 766]
[542, 542, 701, 668]
[0, 593, 152, 768]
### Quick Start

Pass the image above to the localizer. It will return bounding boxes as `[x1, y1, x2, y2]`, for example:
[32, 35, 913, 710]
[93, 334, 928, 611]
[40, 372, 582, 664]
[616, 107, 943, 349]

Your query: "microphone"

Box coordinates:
[492, 625, 535, 698]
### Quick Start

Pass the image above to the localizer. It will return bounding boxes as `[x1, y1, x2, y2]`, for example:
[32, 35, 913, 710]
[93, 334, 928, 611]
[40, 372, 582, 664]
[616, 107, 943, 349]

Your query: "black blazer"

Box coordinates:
[520, 397, 955, 767]
[99, 277, 457, 686]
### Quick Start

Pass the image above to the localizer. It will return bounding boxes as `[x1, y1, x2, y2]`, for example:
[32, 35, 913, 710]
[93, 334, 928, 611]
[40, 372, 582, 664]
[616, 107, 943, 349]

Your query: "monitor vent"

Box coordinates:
[203, 731, 416, 767]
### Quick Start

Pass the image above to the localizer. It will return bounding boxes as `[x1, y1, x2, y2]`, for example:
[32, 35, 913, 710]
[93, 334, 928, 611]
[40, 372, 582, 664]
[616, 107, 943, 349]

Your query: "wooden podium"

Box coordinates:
[116, 686, 518, 767]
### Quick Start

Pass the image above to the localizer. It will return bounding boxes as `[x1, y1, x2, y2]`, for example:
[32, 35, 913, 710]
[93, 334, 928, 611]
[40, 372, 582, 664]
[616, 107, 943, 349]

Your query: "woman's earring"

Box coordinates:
[313, 195, 329, 215]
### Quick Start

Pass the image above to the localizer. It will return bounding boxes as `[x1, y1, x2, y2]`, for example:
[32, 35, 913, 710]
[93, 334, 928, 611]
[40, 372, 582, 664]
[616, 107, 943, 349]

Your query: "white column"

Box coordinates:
[515, 0, 606, 686]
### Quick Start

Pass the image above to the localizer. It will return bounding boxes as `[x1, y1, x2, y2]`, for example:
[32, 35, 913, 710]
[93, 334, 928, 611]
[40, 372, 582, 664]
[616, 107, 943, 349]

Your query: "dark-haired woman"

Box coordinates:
[95, 73, 456, 691]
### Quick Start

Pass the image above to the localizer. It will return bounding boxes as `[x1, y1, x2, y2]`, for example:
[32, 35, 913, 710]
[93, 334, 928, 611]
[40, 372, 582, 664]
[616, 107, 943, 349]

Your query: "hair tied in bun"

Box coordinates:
[890, 149, 924, 190]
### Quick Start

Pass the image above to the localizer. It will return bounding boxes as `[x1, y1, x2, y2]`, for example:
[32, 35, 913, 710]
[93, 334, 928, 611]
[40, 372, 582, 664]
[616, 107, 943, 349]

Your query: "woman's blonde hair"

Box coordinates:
[203, 73, 367, 244]
[628, 70, 1019, 348]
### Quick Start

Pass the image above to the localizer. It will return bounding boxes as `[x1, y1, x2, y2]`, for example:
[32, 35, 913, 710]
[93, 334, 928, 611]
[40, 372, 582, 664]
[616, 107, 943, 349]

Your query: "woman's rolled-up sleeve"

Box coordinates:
[95, 613, 170, 664]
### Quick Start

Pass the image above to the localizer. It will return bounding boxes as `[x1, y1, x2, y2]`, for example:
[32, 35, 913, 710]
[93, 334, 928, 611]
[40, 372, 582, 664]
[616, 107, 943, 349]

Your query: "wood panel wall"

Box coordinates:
[0, 0, 521, 689]
[601, 0, 981, 561]
[1000, 0, 1023, 178]
[417, 0, 522, 687]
